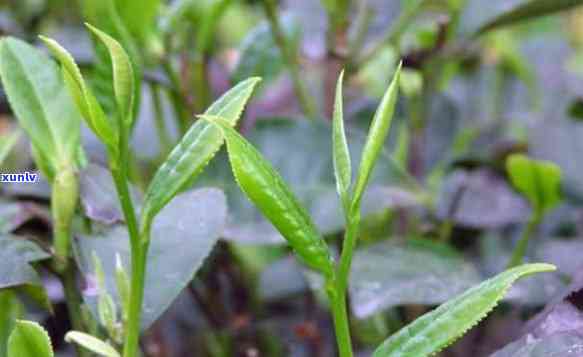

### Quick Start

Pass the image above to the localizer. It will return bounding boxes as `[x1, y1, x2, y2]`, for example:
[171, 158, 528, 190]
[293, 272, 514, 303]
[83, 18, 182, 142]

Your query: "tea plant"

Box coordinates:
[1, 0, 583, 356]
[199, 63, 555, 356]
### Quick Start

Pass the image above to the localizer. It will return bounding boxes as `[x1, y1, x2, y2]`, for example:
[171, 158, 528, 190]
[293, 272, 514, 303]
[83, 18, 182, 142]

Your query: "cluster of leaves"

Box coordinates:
[1, 0, 583, 356]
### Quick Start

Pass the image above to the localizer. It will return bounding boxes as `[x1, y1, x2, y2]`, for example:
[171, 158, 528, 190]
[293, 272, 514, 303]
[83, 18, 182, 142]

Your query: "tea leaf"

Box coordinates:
[205, 117, 335, 277]
[506, 154, 562, 215]
[0, 37, 82, 180]
[349, 240, 481, 319]
[475, 0, 583, 35]
[0, 235, 51, 311]
[86, 23, 135, 128]
[7, 320, 53, 357]
[198, 118, 420, 245]
[332, 70, 352, 210]
[76, 188, 226, 330]
[81, 0, 141, 118]
[141, 77, 260, 224]
[373, 263, 556, 357]
[0, 292, 21, 357]
[39, 36, 117, 154]
[65, 331, 120, 357]
[352, 63, 401, 210]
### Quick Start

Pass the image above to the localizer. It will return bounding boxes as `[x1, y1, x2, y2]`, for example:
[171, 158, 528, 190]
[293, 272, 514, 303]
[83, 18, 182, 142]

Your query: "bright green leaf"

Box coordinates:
[7, 320, 53, 357]
[205, 116, 335, 278]
[65, 331, 120, 357]
[141, 77, 260, 225]
[475, 0, 583, 35]
[0, 292, 22, 357]
[86, 23, 135, 128]
[352, 62, 402, 210]
[0, 37, 82, 181]
[506, 154, 562, 215]
[332, 70, 352, 211]
[39, 36, 117, 153]
[81, 0, 141, 120]
[373, 263, 556, 357]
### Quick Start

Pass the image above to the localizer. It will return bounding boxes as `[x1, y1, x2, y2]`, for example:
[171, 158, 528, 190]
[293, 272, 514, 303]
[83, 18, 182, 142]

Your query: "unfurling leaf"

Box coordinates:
[65, 331, 120, 357]
[39, 36, 118, 154]
[373, 263, 556, 357]
[86, 23, 135, 128]
[506, 154, 562, 215]
[205, 117, 335, 278]
[7, 320, 53, 357]
[352, 62, 401, 210]
[141, 77, 260, 226]
[332, 70, 352, 211]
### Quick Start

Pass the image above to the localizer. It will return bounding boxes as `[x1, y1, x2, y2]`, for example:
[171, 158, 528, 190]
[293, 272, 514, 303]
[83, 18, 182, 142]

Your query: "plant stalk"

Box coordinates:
[110, 126, 145, 357]
[507, 212, 542, 268]
[261, 0, 318, 118]
[328, 212, 361, 357]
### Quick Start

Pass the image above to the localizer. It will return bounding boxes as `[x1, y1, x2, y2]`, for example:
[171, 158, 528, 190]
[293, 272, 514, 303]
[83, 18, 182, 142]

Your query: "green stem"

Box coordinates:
[327, 283, 353, 357]
[507, 212, 542, 268]
[112, 168, 144, 357]
[262, 0, 318, 119]
[110, 128, 144, 357]
[328, 212, 361, 357]
[54, 224, 89, 357]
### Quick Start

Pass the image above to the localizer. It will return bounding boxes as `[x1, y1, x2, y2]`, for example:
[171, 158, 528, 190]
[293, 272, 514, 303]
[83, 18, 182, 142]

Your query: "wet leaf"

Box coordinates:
[349, 240, 481, 319]
[373, 263, 555, 357]
[75, 188, 226, 330]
